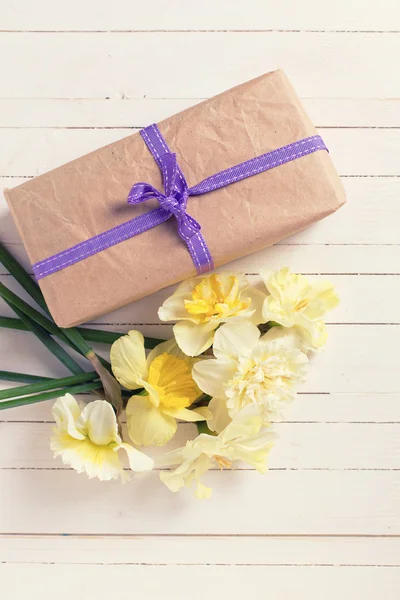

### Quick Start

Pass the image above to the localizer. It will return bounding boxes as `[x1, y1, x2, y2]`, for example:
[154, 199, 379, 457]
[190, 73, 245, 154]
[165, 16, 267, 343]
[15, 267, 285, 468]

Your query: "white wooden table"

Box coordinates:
[1, 2, 400, 598]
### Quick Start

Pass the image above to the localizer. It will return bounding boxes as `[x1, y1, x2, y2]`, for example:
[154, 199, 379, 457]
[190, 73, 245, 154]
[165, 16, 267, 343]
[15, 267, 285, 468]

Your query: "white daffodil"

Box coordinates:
[159, 405, 276, 498]
[158, 272, 266, 356]
[261, 267, 339, 351]
[50, 394, 153, 482]
[193, 322, 308, 427]
[110, 332, 209, 447]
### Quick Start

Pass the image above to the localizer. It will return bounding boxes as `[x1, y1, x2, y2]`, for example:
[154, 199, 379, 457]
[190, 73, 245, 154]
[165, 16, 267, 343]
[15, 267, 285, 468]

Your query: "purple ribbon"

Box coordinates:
[32, 124, 327, 280]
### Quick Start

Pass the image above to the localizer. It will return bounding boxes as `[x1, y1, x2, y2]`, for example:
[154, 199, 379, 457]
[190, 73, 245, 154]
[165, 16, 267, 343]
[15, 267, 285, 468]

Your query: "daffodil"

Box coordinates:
[160, 405, 276, 498]
[193, 321, 308, 426]
[110, 332, 209, 446]
[50, 394, 153, 482]
[261, 268, 339, 351]
[158, 272, 266, 356]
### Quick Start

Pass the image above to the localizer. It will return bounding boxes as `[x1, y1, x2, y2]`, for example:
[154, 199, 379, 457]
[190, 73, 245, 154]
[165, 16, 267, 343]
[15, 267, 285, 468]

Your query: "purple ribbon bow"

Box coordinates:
[126, 148, 213, 274]
[32, 123, 327, 280]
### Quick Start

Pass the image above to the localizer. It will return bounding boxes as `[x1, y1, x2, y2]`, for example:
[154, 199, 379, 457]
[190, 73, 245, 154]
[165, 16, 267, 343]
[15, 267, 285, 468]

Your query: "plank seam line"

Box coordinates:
[1, 29, 400, 34]
[2, 533, 400, 539]
[1, 561, 400, 567]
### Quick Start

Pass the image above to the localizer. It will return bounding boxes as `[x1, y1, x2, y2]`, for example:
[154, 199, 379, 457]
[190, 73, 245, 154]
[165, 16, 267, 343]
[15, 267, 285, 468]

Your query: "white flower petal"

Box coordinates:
[173, 320, 216, 357]
[213, 321, 260, 361]
[118, 443, 154, 472]
[110, 330, 148, 390]
[192, 358, 236, 398]
[77, 400, 120, 446]
[52, 394, 85, 440]
[206, 397, 232, 433]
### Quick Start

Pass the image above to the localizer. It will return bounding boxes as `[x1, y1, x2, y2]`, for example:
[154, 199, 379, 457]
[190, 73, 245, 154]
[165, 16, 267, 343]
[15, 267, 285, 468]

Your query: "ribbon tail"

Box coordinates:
[32, 208, 171, 280]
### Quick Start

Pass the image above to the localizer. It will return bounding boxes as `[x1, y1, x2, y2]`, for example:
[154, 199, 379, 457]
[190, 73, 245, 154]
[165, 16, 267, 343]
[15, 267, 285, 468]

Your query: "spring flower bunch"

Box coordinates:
[50, 268, 339, 498]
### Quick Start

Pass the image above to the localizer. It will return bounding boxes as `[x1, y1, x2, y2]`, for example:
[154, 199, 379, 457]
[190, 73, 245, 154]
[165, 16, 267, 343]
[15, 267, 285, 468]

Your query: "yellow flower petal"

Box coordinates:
[126, 395, 177, 446]
[162, 406, 210, 422]
[110, 330, 148, 390]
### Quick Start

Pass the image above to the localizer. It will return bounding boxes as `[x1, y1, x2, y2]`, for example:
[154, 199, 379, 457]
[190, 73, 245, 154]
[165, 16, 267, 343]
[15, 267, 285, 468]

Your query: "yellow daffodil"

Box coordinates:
[50, 394, 153, 482]
[261, 267, 339, 351]
[159, 405, 276, 498]
[110, 332, 209, 446]
[158, 272, 266, 356]
[193, 322, 308, 427]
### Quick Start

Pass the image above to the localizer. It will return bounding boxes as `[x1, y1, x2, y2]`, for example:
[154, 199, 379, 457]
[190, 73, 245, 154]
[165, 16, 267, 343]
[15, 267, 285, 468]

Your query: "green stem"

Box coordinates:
[0, 371, 99, 401]
[0, 370, 54, 384]
[0, 242, 48, 311]
[0, 281, 61, 336]
[0, 381, 103, 411]
[4, 299, 84, 375]
[0, 316, 165, 349]
[0, 243, 111, 368]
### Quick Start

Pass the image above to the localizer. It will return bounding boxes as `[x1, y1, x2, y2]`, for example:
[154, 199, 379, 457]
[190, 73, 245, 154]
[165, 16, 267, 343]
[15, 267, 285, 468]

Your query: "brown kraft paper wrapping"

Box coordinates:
[4, 69, 346, 328]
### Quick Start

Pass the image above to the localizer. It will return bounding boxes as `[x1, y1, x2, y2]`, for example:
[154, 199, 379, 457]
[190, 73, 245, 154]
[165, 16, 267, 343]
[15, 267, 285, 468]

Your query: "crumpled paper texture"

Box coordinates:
[4, 70, 346, 327]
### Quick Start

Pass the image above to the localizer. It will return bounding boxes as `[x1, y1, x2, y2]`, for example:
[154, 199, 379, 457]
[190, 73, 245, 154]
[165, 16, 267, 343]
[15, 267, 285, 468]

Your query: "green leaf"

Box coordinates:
[0, 371, 99, 401]
[3, 299, 85, 375]
[0, 242, 48, 311]
[0, 370, 54, 384]
[0, 380, 103, 411]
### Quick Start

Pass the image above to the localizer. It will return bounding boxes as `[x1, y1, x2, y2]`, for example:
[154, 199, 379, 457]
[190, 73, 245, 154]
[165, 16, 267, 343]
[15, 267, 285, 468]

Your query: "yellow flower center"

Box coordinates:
[147, 353, 200, 410]
[184, 274, 251, 323]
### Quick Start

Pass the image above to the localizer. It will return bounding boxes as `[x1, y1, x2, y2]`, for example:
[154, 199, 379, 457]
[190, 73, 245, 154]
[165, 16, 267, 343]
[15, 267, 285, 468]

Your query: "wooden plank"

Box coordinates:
[0, 325, 398, 393]
[2, 421, 400, 470]
[2, 534, 400, 566]
[0, 272, 398, 324]
[0, 269, 398, 324]
[3, 241, 400, 276]
[1, 98, 400, 127]
[1, 470, 399, 534]
[1, 127, 399, 177]
[2, 177, 400, 246]
[1, 563, 400, 600]
[2, 0, 399, 31]
[1, 33, 399, 99]
[2, 394, 400, 425]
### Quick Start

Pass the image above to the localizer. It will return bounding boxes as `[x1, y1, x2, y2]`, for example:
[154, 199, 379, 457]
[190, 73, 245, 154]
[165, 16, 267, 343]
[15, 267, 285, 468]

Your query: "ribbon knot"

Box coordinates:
[127, 152, 201, 242]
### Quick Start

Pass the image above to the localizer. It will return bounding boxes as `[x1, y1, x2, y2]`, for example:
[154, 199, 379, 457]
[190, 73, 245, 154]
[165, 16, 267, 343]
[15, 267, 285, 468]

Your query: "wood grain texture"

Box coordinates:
[1, 1, 400, 595]
[2, 563, 400, 600]
[2, 0, 399, 31]
[1, 33, 400, 99]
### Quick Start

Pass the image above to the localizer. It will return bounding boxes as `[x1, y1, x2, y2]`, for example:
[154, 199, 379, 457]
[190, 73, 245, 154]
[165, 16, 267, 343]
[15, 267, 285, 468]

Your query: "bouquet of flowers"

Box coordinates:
[0, 243, 338, 498]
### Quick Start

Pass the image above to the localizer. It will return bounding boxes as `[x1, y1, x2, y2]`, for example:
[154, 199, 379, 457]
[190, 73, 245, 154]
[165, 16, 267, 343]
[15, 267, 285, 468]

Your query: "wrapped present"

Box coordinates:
[4, 69, 345, 327]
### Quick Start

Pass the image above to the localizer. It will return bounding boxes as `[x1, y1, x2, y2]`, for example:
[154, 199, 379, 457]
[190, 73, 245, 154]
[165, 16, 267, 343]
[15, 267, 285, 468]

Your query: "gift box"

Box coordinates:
[4, 69, 345, 328]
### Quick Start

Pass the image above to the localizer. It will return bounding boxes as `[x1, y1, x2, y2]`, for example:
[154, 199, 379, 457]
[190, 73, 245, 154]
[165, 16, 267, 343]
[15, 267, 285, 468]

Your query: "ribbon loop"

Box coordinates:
[126, 150, 204, 246]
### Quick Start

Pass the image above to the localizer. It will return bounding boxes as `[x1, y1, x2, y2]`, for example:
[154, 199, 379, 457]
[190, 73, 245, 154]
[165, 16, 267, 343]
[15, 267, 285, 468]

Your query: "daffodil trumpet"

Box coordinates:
[110, 332, 211, 447]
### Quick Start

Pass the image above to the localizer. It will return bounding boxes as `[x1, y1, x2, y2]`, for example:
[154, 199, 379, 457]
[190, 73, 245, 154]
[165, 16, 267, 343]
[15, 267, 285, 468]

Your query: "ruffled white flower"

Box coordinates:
[110, 332, 209, 447]
[193, 322, 308, 427]
[160, 405, 276, 498]
[261, 267, 339, 351]
[50, 394, 153, 482]
[158, 272, 266, 356]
